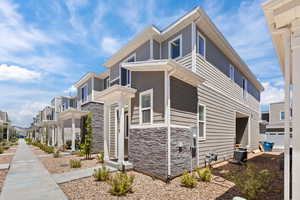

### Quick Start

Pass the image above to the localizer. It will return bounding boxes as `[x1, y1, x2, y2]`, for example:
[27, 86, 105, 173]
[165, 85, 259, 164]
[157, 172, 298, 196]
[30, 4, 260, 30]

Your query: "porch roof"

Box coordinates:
[94, 85, 137, 104]
[58, 109, 89, 121]
[41, 120, 58, 126]
[122, 60, 205, 87]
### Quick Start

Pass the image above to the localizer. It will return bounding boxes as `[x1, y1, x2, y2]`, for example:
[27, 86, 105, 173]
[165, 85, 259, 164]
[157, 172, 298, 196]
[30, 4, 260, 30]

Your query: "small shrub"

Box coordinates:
[229, 164, 272, 199]
[75, 150, 85, 157]
[25, 138, 32, 145]
[3, 146, 9, 150]
[96, 152, 104, 163]
[196, 167, 212, 182]
[180, 171, 197, 188]
[93, 167, 110, 181]
[66, 140, 72, 149]
[69, 159, 81, 168]
[109, 172, 135, 196]
[0, 146, 3, 154]
[53, 150, 60, 158]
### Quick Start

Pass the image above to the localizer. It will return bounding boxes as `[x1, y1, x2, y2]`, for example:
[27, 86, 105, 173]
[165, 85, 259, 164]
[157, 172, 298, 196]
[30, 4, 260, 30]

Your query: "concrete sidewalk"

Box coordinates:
[0, 139, 68, 200]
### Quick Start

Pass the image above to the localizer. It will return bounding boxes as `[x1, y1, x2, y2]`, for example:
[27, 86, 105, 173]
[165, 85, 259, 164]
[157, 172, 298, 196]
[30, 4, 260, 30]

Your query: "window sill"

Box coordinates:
[199, 138, 206, 141]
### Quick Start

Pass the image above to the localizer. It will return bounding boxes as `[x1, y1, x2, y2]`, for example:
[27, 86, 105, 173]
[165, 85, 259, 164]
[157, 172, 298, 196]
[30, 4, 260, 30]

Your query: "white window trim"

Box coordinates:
[168, 34, 182, 59]
[105, 77, 110, 89]
[80, 83, 88, 103]
[230, 64, 235, 81]
[280, 111, 285, 121]
[139, 89, 153, 125]
[197, 31, 206, 59]
[242, 78, 247, 99]
[197, 103, 206, 141]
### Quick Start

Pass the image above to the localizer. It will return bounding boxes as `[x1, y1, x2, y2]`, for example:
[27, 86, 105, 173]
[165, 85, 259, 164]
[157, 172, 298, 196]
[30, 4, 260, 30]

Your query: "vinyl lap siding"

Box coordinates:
[176, 53, 192, 70]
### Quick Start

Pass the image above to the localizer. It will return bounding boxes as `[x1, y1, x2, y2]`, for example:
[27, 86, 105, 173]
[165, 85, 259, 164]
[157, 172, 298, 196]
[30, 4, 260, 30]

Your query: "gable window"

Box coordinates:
[139, 89, 153, 124]
[121, 54, 135, 86]
[197, 32, 206, 58]
[230, 64, 235, 81]
[81, 84, 88, 103]
[168, 35, 182, 59]
[242, 78, 247, 98]
[198, 104, 206, 140]
[280, 111, 285, 121]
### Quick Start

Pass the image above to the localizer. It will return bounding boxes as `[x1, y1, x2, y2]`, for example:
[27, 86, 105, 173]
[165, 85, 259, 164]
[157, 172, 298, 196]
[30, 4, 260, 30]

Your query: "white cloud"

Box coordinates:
[64, 85, 77, 94]
[261, 82, 284, 105]
[101, 37, 122, 55]
[0, 64, 41, 82]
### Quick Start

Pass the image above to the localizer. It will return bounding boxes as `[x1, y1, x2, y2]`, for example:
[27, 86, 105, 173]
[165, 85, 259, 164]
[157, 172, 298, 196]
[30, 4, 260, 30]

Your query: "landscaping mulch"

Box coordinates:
[30, 146, 49, 156]
[60, 171, 232, 200]
[0, 155, 13, 164]
[40, 154, 100, 174]
[212, 152, 284, 200]
[0, 170, 8, 193]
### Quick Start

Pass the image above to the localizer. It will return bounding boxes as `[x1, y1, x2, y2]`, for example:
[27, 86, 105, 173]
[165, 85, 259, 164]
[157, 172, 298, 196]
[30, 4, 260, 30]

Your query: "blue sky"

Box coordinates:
[0, 0, 284, 127]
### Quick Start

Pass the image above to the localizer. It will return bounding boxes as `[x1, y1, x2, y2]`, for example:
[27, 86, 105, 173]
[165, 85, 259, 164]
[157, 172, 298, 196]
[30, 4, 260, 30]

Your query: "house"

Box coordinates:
[71, 7, 264, 180]
[262, 0, 300, 199]
[0, 110, 10, 140]
[261, 102, 292, 149]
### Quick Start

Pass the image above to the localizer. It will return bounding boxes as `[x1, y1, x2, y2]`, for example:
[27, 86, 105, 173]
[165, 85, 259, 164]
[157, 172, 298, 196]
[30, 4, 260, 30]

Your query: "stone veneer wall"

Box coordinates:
[81, 102, 104, 153]
[170, 127, 196, 178]
[129, 127, 168, 180]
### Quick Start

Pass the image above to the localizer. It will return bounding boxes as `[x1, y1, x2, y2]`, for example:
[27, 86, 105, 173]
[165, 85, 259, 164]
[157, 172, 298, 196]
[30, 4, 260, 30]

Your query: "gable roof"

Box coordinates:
[103, 7, 264, 92]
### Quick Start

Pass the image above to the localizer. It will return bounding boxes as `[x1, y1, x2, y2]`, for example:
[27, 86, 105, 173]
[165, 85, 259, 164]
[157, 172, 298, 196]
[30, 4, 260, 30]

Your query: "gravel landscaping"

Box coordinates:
[60, 170, 232, 200]
[40, 154, 100, 174]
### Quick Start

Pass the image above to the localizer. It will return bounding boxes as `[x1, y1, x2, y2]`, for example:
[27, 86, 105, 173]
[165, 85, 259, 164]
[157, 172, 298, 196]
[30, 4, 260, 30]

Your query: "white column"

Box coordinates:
[58, 125, 63, 148]
[71, 116, 76, 151]
[6, 125, 9, 141]
[52, 126, 55, 147]
[283, 31, 291, 200]
[191, 21, 197, 72]
[118, 101, 125, 165]
[292, 28, 300, 199]
[103, 103, 110, 161]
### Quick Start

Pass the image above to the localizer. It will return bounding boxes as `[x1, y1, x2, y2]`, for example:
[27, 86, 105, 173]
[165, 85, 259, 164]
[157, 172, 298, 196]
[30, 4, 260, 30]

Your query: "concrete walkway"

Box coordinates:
[0, 139, 68, 200]
[52, 165, 117, 184]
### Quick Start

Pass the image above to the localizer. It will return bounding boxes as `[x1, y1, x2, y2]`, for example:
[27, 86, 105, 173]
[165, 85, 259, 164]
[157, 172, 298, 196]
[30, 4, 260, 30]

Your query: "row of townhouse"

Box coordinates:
[28, 7, 264, 180]
[0, 110, 13, 140]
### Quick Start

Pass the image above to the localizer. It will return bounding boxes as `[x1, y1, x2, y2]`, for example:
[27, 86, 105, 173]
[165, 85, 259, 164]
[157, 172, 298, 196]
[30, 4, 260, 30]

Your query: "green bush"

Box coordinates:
[196, 167, 212, 182]
[96, 152, 104, 163]
[69, 159, 81, 168]
[25, 138, 32, 145]
[53, 150, 60, 158]
[93, 167, 110, 181]
[180, 171, 197, 188]
[109, 172, 135, 196]
[0, 146, 3, 154]
[229, 164, 272, 199]
[75, 150, 85, 157]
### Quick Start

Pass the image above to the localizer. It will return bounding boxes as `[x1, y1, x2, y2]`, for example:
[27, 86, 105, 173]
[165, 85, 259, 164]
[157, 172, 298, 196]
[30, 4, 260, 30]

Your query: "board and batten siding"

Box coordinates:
[130, 71, 165, 125]
[109, 103, 118, 158]
[109, 41, 151, 81]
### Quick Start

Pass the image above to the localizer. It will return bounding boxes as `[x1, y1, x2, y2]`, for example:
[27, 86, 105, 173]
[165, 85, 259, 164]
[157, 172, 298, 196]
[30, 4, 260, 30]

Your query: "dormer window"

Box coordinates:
[121, 54, 135, 86]
[81, 84, 88, 103]
[197, 32, 206, 58]
[168, 35, 182, 59]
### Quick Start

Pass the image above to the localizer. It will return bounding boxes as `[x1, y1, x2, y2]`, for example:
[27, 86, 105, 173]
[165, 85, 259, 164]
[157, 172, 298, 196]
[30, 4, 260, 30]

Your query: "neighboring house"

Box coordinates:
[263, 0, 300, 199]
[261, 102, 292, 148]
[76, 7, 264, 180]
[0, 111, 9, 125]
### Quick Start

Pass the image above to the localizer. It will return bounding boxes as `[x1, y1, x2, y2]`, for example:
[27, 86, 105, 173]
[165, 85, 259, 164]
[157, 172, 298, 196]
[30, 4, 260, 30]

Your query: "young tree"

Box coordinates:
[82, 113, 93, 159]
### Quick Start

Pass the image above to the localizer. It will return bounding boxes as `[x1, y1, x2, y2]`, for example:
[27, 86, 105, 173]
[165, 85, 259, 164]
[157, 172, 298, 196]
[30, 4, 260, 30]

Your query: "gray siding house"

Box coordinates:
[74, 7, 263, 180]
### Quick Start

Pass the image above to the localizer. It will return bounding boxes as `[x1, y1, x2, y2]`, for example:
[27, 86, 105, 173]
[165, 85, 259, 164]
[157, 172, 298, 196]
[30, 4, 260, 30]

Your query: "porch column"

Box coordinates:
[6, 125, 9, 141]
[52, 126, 55, 147]
[103, 103, 110, 161]
[283, 31, 291, 200]
[292, 25, 300, 199]
[58, 124, 63, 148]
[118, 101, 125, 165]
[47, 126, 50, 146]
[71, 115, 76, 151]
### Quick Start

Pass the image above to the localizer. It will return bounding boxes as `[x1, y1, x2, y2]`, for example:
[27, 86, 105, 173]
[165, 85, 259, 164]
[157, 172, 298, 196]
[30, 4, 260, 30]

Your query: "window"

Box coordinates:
[104, 77, 110, 89]
[280, 111, 285, 120]
[197, 32, 206, 58]
[121, 54, 135, 86]
[140, 89, 153, 124]
[242, 78, 247, 98]
[198, 104, 206, 140]
[168, 35, 182, 59]
[81, 84, 88, 103]
[230, 64, 235, 81]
